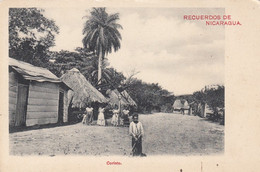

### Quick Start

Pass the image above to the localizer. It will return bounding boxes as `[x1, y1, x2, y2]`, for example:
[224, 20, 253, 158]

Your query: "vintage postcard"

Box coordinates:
[0, 0, 259, 171]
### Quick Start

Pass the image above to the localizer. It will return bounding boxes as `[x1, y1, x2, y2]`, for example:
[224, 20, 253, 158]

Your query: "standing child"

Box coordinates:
[129, 113, 145, 156]
[82, 108, 87, 124]
[82, 113, 87, 124]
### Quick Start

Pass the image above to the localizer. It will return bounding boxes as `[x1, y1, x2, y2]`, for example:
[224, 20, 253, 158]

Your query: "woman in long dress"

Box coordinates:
[97, 107, 106, 126]
[86, 106, 94, 125]
[122, 107, 130, 126]
[111, 106, 119, 126]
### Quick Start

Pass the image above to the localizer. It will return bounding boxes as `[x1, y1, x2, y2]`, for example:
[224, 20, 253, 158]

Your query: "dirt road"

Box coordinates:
[10, 113, 224, 156]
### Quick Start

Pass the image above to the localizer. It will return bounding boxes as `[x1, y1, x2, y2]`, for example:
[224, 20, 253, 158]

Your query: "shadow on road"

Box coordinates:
[9, 122, 80, 133]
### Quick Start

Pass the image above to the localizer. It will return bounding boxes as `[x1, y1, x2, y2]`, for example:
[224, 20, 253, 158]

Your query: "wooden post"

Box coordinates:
[118, 94, 122, 125]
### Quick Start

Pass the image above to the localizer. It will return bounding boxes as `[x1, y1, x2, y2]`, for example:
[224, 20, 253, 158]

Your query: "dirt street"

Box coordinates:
[10, 113, 224, 156]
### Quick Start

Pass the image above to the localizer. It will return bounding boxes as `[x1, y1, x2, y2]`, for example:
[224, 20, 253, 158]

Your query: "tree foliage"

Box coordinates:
[204, 85, 225, 111]
[124, 78, 174, 113]
[82, 8, 122, 56]
[48, 48, 94, 77]
[9, 8, 59, 67]
[192, 85, 225, 123]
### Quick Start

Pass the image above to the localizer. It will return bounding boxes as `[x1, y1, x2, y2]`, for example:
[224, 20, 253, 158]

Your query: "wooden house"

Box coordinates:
[9, 58, 70, 127]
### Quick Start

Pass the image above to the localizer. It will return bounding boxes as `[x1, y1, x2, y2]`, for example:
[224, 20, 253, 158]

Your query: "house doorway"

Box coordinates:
[15, 83, 29, 127]
[58, 91, 64, 124]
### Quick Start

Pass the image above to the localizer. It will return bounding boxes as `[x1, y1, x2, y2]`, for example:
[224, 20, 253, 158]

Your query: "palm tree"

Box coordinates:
[82, 8, 122, 86]
[81, 57, 112, 86]
[82, 57, 126, 92]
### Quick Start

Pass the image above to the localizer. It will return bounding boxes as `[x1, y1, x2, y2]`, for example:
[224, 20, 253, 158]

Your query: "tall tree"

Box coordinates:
[9, 8, 59, 67]
[82, 8, 122, 86]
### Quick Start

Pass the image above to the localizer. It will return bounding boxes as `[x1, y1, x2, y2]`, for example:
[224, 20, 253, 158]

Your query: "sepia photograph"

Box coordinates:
[8, 7, 225, 157]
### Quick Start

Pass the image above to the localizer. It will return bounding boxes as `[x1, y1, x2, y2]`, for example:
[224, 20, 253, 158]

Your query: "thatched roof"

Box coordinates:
[61, 68, 108, 107]
[173, 99, 182, 110]
[182, 100, 190, 109]
[106, 89, 137, 107]
[120, 90, 137, 106]
[173, 99, 190, 110]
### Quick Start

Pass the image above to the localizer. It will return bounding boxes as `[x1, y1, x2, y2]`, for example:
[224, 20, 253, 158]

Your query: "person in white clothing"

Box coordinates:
[82, 113, 87, 124]
[111, 105, 119, 126]
[97, 107, 106, 126]
[129, 113, 145, 156]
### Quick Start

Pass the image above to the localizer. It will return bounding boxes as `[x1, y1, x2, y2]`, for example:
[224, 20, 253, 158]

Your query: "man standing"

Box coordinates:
[129, 113, 145, 156]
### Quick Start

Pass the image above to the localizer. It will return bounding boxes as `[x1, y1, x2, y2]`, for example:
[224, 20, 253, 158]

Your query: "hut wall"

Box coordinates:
[59, 86, 69, 123]
[26, 81, 59, 126]
[184, 110, 189, 114]
[9, 71, 18, 126]
[64, 90, 68, 122]
[198, 103, 206, 118]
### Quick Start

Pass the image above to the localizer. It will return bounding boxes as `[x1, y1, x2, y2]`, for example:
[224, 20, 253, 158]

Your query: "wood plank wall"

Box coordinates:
[59, 86, 69, 123]
[26, 81, 59, 126]
[9, 71, 18, 126]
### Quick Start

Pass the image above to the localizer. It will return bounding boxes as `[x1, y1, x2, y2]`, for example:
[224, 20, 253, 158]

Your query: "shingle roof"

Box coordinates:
[9, 58, 60, 83]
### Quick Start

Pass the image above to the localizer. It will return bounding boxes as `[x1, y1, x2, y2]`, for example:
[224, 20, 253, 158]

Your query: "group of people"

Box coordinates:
[111, 105, 130, 127]
[82, 104, 130, 127]
[81, 105, 106, 126]
[81, 104, 145, 156]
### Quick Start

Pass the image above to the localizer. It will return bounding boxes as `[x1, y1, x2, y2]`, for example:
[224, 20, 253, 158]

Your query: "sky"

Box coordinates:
[44, 8, 225, 95]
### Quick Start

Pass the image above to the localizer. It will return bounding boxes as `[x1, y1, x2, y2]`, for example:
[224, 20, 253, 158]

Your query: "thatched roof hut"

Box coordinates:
[61, 68, 107, 108]
[106, 89, 137, 107]
[182, 100, 190, 110]
[173, 99, 190, 110]
[173, 99, 182, 110]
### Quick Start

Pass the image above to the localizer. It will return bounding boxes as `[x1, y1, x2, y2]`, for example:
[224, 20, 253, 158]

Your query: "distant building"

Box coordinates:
[172, 99, 191, 115]
[182, 100, 190, 114]
[198, 103, 214, 118]
[172, 99, 182, 111]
